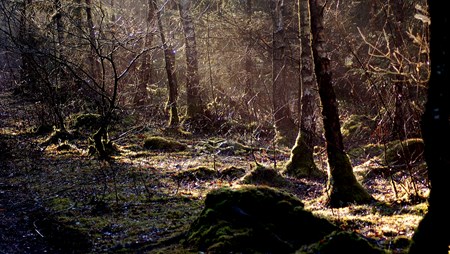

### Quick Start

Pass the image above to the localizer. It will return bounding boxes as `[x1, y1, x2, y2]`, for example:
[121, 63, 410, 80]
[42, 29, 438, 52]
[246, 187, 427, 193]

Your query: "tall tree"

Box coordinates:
[134, 0, 157, 106]
[310, 0, 373, 207]
[242, 0, 257, 121]
[408, 1, 450, 253]
[179, 0, 208, 126]
[271, 0, 298, 147]
[152, 0, 179, 128]
[285, 0, 322, 178]
[390, 0, 407, 140]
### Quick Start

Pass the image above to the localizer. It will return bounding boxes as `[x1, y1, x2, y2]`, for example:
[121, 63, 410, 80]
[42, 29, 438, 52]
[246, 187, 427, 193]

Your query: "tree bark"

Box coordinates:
[310, 0, 373, 207]
[391, 0, 406, 140]
[134, 0, 157, 106]
[408, 1, 450, 252]
[272, 0, 297, 147]
[285, 0, 322, 178]
[152, 0, 179, 128]
[179, 0, 206, 120]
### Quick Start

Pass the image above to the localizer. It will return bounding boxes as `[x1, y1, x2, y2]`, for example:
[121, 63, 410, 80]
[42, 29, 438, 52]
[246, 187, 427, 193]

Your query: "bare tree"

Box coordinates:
[271, 0, 298, 147]
[310, 0, 374, 207]
[152, 0, 179, 128]
[285, 0, 322, 178]
[179, 0, 208, 128]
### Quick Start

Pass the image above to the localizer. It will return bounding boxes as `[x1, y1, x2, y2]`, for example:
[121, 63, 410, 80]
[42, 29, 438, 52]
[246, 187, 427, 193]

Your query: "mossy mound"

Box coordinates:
[296, 231, 386, 254]
[241, 164, 292, 188]
[382, 138, 424, 166]
[72, 113, 101, 130]
[184, 186, 337, 253]
[174, 166, 218, 181]
[216, 140, 253, 156]
[56, 142, 76, 151]
[348, 143, 384, 165]
[32, 213, 92, 253]
[72, 113, 102, 130]
[341, 115, 376, 146]
[220, 166, 247, 180]
[33, 124, 54, 135]
[196, 139, 254, 156]
[143, 136, 187, 152]
[41, 129, 75, 146]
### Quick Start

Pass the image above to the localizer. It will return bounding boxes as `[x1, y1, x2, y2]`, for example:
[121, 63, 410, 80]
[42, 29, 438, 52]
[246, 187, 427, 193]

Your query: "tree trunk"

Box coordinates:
[85, 0, 99, 82]
[243, 0, 257, 121]
[408, 1, 450, 253]
[272, 0, 297, 147]
[18, 0, 36, 90]
[134, 0, 156, 106]
[285, 0, 322, 178]
[310, 0, 373, 207]
[179, 0, 206, 120]
[152, 0, 179, 128]
[391, 0, 406, 140]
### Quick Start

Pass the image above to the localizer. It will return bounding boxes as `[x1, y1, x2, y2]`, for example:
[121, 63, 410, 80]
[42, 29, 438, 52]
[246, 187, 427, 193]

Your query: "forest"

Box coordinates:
[0, 0, 448, 253]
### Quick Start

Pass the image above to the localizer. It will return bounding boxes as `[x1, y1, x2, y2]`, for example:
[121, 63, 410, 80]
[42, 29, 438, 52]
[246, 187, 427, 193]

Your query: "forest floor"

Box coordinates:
[0, 86, 429, 254]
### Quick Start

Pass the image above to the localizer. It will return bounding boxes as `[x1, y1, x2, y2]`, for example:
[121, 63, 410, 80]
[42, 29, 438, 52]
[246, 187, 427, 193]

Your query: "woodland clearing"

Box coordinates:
[0, 89, 428, 254]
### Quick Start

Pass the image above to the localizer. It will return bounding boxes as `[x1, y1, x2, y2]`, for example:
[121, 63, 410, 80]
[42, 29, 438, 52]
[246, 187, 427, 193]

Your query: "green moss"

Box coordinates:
[296, 231, 386, 254]
[174, 166, 218, 181]
[382, 138, 424, 166]
[72, 113, 101, 130]
[33, 124, 54, 135]
[326, 150, 374, 208]
[341, 115, 376, 140]
[348, 143, 384, 159]
[56, 142, 75, 151]
[241, 164, 292, 188]
[49, 197, 73, 211]
[184, 186, 337, 253]
[220, 166, 246, 180]
[32, 213, 92, 252]
[41, 129, 75, 146]
[143, 136, 187, 152]
[284, 136, 324, 178]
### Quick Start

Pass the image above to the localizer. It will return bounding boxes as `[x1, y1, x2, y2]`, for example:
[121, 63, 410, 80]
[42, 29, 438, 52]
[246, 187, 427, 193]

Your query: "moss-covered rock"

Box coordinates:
[174, 166, 218, 181]
[184, 186, 337, 253]
[32, 213, 92, 253]
[348, 143, 384, 162]
[220, 166, 247, 180]
[56, 142, 75, 151]
[341, 115, 376, 146]
[143, 136, 187, 152]
[72, 113, 102, 130]
[382, 138, 424, 166]
[41, 129, 75, 146]
[296, 231, 386, 254]
[196, 139, 254, 156]
[33, 124, 54, 135]
[216, 140, 253, 156]
[241, 163, 292, 188]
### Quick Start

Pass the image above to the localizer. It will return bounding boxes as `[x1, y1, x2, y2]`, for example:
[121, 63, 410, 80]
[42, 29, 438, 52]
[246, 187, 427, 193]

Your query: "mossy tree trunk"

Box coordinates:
[179, 0, 207, 122]
[285, 0, 322, 178]
[152, 0, 179, 128]
[271, 0, 298, 147]
[310, 0, 373, 207]
[408, 1, 450, 253]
